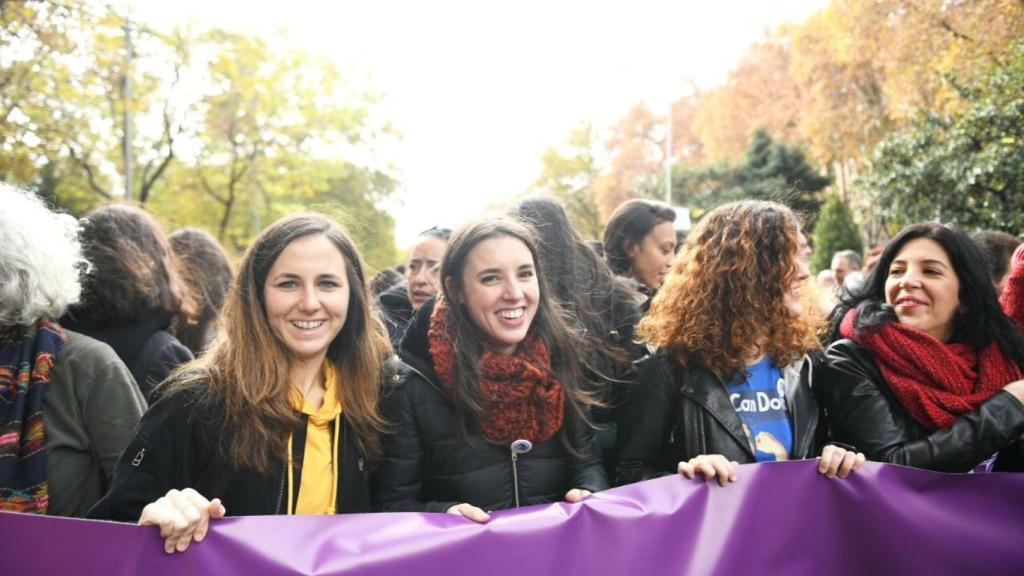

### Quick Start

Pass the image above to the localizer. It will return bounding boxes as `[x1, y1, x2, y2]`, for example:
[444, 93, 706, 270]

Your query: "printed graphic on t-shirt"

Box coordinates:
[727, 358, 793, 462]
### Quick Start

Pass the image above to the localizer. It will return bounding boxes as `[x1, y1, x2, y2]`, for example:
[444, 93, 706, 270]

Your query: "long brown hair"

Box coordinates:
[168, 213, 392, 474]
[438, 218, 597, 454]
[640, 200, 820, 381]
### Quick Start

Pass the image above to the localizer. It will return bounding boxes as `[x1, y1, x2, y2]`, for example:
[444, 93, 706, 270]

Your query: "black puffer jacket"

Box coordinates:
[376, 282, 413, 348]
[817, 339, 1024, 472]
[373, 301, 608, 513]
[88, 360, 406, 521]
[615, 351, 827, 485]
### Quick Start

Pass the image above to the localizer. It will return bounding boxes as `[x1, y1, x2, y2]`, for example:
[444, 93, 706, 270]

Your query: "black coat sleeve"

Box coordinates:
[373, 378, 458, 513]
[614, 356, 678, 485]
[569, 418, 610, 493]
[817, 340, 1024, 472]
[87, 386, 208, 521]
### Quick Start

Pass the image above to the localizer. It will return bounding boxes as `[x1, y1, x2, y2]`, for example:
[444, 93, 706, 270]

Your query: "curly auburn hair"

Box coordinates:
[639, 200, 821, 381]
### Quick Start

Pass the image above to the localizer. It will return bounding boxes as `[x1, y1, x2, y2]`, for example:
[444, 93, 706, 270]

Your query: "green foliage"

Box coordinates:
[1, 0, 399, 261]
[530, 123, 603, 239]
[810, 194, 864, 273]
[858, 40, 1024, 234]
[672, 129, 830, 224]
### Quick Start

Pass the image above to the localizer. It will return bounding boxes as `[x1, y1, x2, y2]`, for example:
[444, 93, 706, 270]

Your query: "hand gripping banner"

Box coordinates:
[2, 460, 1022, 575]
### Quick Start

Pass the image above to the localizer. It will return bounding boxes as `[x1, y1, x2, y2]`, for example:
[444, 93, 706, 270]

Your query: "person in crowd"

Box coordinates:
[62, 205, 195, 401]
[0, 185, 145, 517]
[819, 223, 1024, 472]
[972, 230, 1022, 297]
[168, 228, 233, 356]
[89, 213, 396, 553]
[378, 226, 451, 346]
[370, 267, 404, 298]
[374, 219, 607, 522]
[510, 198, 643, 473]
[862, 242, 886, 277]
[831, 249, 863, 292]
[603, 199, 677, 306]
[616, 201, 863, 486]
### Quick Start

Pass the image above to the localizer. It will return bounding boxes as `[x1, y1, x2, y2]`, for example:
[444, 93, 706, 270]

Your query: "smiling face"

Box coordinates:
[627, 220, 677, 290]
[884, 237, 962, 342]
[782, 254, 810, 317]
[405, 235, 446, 310]
[455, 235, 539, 355]
[263, 234, 350, 365]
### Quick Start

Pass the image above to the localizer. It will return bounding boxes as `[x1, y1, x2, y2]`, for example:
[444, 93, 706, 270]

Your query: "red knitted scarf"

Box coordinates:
[428, 300, 565, 445]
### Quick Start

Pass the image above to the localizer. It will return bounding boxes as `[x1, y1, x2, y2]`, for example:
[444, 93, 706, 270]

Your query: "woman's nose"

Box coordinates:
[298, 287, 320, 311]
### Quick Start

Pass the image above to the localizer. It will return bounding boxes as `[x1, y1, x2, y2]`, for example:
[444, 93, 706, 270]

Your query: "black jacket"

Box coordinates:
[817, 339, 1024, 472]
[373, 300, 608, 513]
[80, 314, 193, 402]
[616, 352, 827, 485]
[87, 363, 404, 521]
[376, 282, 414, 348]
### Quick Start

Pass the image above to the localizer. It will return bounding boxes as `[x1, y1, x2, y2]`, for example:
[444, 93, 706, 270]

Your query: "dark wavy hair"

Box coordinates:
[438, 218, 596, 453]
[603, 199, 676, 276]
[640, 200, 820, 380]
[168, 228, 233, 355]
[836, 223, 1024, 366]
[69, 204, 197, 332]
[511, 197, 635, 359]
[169, 213, 392, 474]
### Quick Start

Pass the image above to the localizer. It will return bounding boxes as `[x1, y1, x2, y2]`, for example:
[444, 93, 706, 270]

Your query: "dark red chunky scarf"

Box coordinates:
[428, 300, 565, 445]
[840, 249, 1024, 431]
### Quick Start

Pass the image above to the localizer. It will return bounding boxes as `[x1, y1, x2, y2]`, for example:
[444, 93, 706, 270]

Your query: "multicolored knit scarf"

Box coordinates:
[0, 320, 65, 514]
[428, 300, 565, 445]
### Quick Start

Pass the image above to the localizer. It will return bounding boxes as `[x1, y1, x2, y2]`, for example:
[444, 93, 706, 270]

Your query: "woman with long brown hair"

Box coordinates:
[90, 213, 395, 553]
[616, 201, 862, 486]
[374, 218, 606, 522]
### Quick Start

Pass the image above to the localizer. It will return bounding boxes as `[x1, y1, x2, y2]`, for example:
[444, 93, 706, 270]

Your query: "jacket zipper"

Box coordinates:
[511, 451, 522, 508]
[698, 410, 707, 454]
[275, 460, 288, 514]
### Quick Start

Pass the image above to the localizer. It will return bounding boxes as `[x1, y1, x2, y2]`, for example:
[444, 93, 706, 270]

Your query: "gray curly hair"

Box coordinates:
[0, 183, 89, 326]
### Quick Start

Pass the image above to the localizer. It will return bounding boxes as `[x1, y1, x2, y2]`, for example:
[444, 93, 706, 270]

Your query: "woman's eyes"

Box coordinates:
[518, 269, 535, 279]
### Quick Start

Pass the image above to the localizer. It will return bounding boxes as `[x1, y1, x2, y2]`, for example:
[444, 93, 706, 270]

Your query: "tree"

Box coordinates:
[811, 194, 864, 273]
[857, 40, 1024, 234]
[530, 122, 602, 239]
[673, 130, 830, 221]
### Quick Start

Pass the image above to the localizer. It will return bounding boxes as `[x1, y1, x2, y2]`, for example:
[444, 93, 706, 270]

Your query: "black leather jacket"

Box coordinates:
[616, 351, 827, 485]
[817, 339, 1024, 472]
[373, 300, 608, 513]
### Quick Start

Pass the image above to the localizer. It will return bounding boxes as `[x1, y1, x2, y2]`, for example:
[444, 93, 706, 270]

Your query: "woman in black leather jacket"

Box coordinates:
[819, 224, 1024, 472]
[374, 219, 607, 522]
[617, 201, 863, 486]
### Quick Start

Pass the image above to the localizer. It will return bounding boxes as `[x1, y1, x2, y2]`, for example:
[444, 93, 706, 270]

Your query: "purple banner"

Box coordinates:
[3, 460, 1022, 575]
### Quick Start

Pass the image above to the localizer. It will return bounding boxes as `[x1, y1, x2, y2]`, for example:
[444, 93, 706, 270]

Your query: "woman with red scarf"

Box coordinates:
[819, 223, 1024, 472]
[374, 219, 607, 522]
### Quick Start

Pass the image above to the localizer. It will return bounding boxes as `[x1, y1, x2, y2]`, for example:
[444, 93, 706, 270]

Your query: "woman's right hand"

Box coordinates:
[446, 502, 490, 523]
[1003, 380, 1024, 403]
[138, 488, 226, 554]
[677, 454, 738, 486]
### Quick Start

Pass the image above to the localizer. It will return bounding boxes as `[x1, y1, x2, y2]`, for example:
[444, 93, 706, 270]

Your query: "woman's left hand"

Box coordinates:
[564, 488, 592, 503]
[817, 444, 866, 479]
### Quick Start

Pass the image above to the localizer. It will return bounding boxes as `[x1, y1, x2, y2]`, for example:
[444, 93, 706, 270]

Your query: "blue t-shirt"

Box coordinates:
[726, 357, 793, 462]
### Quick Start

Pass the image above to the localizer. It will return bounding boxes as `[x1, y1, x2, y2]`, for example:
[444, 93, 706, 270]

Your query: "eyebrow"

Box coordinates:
[476, 264, 534, 275]
[891, 258, 950, 268]
[272, 272, 344, 281]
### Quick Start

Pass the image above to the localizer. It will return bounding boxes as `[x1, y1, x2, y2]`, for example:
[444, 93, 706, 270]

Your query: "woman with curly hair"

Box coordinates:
[616, 200, 862, 486]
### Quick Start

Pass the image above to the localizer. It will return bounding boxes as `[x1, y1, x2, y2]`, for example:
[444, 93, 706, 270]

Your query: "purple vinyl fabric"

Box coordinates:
[3, 460, 1022, 575]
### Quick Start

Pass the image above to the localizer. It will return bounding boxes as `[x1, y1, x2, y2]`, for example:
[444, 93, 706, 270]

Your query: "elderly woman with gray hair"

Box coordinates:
[0, 185, 145, 517]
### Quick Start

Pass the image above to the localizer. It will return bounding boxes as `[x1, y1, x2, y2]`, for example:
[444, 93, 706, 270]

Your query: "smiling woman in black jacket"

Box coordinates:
[374, 219, 607, 522]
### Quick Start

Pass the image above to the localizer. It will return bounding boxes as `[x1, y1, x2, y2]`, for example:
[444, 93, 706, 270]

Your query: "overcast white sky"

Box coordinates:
[128, 0, 828, 247]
